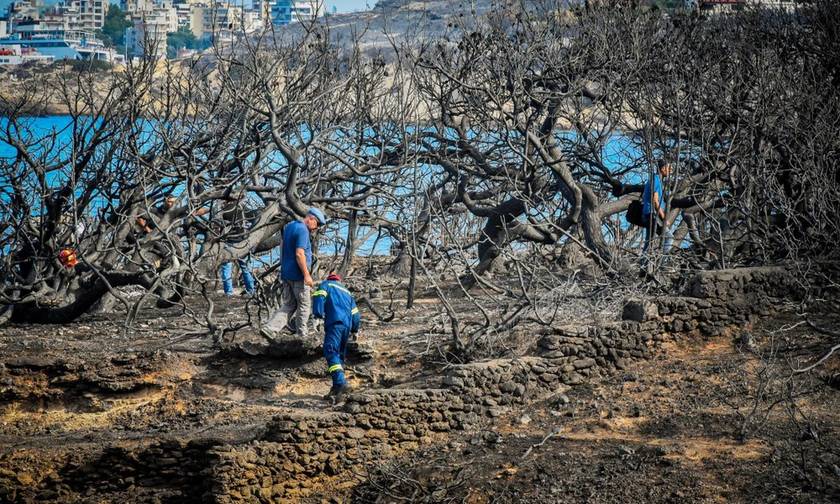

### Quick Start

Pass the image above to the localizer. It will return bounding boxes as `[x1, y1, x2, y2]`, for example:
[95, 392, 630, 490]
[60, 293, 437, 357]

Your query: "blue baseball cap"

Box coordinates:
[307, 207, 326, 225]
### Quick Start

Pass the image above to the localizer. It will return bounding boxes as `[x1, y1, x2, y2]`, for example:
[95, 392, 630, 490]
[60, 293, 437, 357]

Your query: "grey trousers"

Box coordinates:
[262, 280, 311, 339]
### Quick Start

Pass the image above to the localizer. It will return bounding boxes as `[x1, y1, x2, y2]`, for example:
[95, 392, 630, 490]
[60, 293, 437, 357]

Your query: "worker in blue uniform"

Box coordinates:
[311, 272, 361, 397]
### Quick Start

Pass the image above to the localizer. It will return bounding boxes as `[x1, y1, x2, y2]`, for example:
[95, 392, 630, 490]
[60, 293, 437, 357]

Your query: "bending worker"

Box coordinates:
[311, 272, 361, 398]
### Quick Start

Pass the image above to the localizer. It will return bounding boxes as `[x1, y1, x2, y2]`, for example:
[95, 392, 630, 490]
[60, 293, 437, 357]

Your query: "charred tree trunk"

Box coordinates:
[474, 215, 509, 276]
[7, 271, 152, 324]
[406, 256, 417, 309]
[388, 241, 413, 277]
[338, 210, 358, 276]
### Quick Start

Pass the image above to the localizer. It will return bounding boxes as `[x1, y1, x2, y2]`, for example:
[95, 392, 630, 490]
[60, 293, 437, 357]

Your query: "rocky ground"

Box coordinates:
[356, 315, 840, 503]
[1, 269, 839, 503]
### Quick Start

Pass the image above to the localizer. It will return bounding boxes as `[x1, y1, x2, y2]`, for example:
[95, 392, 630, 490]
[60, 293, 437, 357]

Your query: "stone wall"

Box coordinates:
[2, 439, 221, 503]
[656, 265, 819, 336]
[210, 389, 482, 501]
[193, 264, 839, 502]
[31, 265, 832, 503]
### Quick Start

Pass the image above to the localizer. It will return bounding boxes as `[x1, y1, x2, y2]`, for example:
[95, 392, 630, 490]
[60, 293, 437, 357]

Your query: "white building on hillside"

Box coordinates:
[270, 0, 322, 26]
[129, 1, 178, 32]
[686, 0, 797, 12]
[122, 0, 157, 14]
[125, 11, 172, 57]
[67, 0, 108, 31]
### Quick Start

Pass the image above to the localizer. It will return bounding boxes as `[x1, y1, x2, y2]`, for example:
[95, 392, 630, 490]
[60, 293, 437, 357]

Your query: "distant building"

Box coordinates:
[67, 0, 109, 31]
[173, 3, 196, 35]
[0, 43, 54, 65]
[54, 0, 270, 57]
[688, 0, 797, 12]
[3, 0, 107, 33]
[125, 12, 171, 57]
[0, 21, 113, 61]
[130, 1, 178, 32]
[270, 0, 323, 26]
[193, 4, 261, 43]
[122, 0, 158, 14]
[5, 0, 42, 32]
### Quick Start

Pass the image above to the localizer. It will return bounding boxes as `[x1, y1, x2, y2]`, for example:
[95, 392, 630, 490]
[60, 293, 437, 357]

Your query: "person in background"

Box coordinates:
[642, 159, 674, 258]
[311, 272, 361, 398]
[134, 195, 177, 234]
[260, 208, 327, 339]
[218, 199, 256, 297]
[132, 198, 176, 270]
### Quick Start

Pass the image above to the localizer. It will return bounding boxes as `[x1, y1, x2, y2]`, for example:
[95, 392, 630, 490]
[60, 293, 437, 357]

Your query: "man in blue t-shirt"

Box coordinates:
[260, 208, 327, 340]
[642, 159, 673, 255]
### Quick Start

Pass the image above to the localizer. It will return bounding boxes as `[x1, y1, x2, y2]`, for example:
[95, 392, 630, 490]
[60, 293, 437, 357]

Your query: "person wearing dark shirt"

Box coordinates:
[260, 208, 326, 340]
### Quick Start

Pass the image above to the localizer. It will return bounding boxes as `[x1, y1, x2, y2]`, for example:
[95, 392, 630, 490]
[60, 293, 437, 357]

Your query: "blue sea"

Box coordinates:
[1, 115, 654, 260]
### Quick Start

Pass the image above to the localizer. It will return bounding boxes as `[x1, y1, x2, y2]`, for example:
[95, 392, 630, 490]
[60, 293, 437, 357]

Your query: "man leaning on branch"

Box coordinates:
[260, 208, 327, 341]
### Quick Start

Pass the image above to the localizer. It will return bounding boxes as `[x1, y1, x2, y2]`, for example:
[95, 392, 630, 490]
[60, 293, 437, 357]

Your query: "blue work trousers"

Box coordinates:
[324, 322, 351, 386]
[220, 258, 255, 295]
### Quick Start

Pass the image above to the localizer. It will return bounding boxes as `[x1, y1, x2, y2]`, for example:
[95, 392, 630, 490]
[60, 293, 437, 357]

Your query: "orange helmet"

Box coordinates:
[58, 248, 79, 268]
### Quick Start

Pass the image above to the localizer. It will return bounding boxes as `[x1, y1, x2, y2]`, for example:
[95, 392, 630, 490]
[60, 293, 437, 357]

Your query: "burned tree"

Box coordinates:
[378, 1, 840, 357]
[0, 25, 404, 333]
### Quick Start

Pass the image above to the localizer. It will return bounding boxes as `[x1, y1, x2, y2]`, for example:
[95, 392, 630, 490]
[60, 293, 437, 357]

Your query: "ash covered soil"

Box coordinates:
[1, 283, 839, 503]
[357, 316, 840, 503]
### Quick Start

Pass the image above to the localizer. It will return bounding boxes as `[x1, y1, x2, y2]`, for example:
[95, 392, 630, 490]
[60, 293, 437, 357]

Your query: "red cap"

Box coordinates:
[327, 273, 342, 282]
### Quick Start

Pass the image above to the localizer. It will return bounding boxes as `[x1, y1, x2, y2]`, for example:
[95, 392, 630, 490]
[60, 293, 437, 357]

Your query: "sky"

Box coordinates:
[0, 0, 376, 16]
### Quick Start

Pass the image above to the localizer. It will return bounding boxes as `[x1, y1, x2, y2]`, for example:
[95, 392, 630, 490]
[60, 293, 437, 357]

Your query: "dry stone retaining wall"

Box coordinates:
[200, 264, 837, 502]
[210, 389, 480, 501]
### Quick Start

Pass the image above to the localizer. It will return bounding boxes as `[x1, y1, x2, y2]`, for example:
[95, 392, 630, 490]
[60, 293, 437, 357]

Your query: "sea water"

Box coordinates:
[1, 116, 656, 258]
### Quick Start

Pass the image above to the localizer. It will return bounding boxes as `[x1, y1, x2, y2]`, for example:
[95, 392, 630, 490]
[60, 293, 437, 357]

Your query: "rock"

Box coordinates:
[738, 332, 758, 353]
[500, 381, 518, 394]
[617, 445, 635, 456]
[553, 393, 571, 406]
[346, 342, 375, 361]
[622, 299, 659, 322]
[573, 358, 595, 370]
[443, 376, 465, 388]
[565, 373, 584, 385]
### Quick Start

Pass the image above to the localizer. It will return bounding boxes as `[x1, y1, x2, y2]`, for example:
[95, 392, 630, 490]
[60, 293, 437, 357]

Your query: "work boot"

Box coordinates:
[324, 383, 352, 401]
